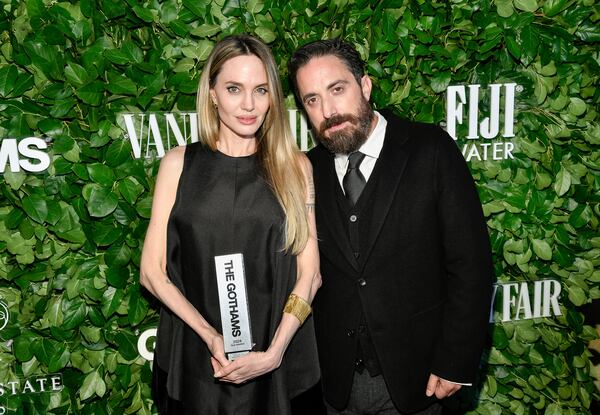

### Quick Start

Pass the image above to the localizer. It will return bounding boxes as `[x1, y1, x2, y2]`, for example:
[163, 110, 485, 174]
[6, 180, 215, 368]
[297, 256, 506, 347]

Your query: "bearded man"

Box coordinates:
[288, 39, 494, 415]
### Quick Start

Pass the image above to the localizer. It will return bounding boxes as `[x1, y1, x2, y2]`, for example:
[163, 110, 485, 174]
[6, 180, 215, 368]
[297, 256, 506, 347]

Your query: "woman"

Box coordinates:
[140, 35, 321, 414]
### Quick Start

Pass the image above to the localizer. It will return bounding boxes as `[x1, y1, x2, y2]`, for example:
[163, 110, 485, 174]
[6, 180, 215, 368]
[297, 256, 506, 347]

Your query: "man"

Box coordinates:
[288, 39, 494, 415]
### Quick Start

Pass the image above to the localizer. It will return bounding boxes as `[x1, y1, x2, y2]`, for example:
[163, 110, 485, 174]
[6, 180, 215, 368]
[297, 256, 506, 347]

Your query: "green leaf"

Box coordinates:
[543, 0, 568, 17]
[26, 0, 46, 17]
[545, 403, 562, 415]
[87, 163, 116, 186]
[14, 334, 35, 361]
[87, 185, 119, 217]
[532, 239, 552, 260]
[496, 0, 514, 17]
[21, 194, 48, 224]
[3, 170, 27, 190]
[245, 0, 264, 13]
[430, 72, 451, 93]
[191, 24, 221, 38]
[105, 140, 131, 167]
[118, 177, 144, 205]
[567, 286, 586, 306]
[64, 62, 89, 86]
[575, 21, 600, 42]
[106, 267, 130, 288]
[62, 297, 87, 330]
[133, 5, 154, 22]
[553, 167, 571, 196]
[182, 0, 206, 17]
[105, 243, 132, 267]
[0, 65, 19, 96]
[116, 330, 138, 360]
[514, 0, 538, 12]
[568, 97, 586, 116]
[254, 27, 276, 44]
[101, 286, 124, 318]
[93, 223, 123, 246]
[48, 345, 70, 372]
[107, 74, 138, 96]
[76, 81, 104, 106]
[569, 205, 592, 228]
[5, 208, 25, 229]
[127, 291, 148, 325]
[80, 370, 106, 400]
[104, 49, 129, 65]
[135, 197, 153, 218]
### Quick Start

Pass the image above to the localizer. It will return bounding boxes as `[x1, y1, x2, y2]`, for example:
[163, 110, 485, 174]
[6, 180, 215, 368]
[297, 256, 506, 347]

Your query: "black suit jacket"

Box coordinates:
[307, 111, 494, 412]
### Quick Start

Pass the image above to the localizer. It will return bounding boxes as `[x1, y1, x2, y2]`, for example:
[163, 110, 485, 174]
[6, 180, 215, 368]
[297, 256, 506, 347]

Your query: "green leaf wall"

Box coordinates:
[0, 0, 598, 413]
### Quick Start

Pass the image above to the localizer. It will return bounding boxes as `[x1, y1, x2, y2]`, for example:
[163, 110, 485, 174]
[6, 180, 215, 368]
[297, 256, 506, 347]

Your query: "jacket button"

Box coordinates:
[346, 329, 355, 337]
[358, 278, 366, 287]
[349, 215, 357, 222]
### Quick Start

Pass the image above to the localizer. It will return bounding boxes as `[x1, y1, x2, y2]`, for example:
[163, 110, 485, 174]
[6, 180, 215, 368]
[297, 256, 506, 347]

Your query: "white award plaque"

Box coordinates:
[214, 253, 253, 360]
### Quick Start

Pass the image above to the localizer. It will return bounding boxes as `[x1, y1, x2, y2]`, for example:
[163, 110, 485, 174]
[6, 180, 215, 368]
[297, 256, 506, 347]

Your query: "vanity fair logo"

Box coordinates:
[0, 300, 8, 331]
[119, 110, 312, 159]
[490, 279, 562, 323]
[0, 138, 51, 173]
[445, 83, 519, 162]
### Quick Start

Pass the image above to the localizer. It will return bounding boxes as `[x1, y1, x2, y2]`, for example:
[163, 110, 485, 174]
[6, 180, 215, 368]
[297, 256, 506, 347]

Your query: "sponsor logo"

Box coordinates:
[489, 279, 562, 323]
[445, 83, 519, 162]
[119, 110, 313, 159]
[137, 328, 157, 361]
[0, 301, 8, 331]
[0, 138, 51, 173]
[0, 374, 63, 413]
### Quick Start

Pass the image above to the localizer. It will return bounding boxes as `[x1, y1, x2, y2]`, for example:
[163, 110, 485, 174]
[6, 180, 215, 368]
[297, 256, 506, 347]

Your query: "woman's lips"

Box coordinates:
[237, 116, 257, 125]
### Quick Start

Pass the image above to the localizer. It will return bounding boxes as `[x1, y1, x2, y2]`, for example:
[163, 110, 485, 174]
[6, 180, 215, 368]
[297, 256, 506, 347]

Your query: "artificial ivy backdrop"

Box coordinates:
[0, 0, 599, 413]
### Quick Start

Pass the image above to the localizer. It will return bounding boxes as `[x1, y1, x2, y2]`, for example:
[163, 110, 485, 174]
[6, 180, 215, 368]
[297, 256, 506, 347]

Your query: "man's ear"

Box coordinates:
[360, 75, 373, 101]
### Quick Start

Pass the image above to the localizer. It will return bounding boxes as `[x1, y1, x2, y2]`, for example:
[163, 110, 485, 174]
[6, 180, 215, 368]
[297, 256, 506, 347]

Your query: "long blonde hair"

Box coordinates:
[196, 35, 308, 254]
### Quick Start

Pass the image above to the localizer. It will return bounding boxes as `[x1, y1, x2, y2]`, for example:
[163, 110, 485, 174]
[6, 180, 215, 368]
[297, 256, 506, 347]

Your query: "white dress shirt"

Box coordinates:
[334, 111, 387, 190]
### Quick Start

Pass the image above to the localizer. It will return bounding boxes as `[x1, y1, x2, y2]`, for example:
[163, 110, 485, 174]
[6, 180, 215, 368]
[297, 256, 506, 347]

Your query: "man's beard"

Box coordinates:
[314, 98, 374, 154]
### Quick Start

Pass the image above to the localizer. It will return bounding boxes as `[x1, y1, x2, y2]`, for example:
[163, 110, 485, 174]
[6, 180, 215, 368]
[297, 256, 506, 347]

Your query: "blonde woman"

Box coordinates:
[140, 35, 321, 414]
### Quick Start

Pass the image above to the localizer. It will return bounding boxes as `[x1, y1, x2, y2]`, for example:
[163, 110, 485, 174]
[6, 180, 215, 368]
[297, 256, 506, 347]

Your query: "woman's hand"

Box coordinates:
[213, 349, 282, 384]
[206, 331, 230, 373]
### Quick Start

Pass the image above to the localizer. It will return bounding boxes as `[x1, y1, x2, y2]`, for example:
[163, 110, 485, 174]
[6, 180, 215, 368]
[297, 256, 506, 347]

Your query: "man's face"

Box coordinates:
[295, 55, 375, 154]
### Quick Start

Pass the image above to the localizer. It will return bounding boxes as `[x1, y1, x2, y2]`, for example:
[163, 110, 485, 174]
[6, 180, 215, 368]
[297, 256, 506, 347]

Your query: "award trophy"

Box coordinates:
[214, 253, 253, 360]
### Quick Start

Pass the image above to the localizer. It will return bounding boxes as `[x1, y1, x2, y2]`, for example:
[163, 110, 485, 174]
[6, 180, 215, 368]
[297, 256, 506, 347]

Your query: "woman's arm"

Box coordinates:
[139, 146, 229, 369]
[215, 154, 321, 383]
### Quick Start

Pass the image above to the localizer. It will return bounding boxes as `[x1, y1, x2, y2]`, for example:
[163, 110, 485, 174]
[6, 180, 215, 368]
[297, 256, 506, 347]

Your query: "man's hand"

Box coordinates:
[425, 374, 462, 399]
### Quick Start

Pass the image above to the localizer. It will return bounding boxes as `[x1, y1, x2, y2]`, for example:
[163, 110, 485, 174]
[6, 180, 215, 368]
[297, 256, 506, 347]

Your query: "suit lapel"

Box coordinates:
[313, 147, 360, 272]
[359, 116, 410, 269]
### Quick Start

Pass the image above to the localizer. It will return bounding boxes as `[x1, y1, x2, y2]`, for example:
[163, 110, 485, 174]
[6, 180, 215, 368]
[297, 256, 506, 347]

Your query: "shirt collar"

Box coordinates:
[358, 111, 386, 160]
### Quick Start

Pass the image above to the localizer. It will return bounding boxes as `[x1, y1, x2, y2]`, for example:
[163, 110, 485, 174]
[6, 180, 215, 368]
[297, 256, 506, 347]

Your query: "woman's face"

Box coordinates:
[210, 54, 270, 141]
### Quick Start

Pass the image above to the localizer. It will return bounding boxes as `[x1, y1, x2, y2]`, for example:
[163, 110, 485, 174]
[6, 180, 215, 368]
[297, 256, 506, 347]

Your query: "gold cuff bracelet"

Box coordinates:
[284, 293, 312, 325]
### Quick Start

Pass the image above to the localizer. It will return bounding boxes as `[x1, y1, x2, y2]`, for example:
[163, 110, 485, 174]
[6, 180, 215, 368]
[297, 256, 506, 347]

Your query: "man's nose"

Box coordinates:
[321, 97, 336, 119]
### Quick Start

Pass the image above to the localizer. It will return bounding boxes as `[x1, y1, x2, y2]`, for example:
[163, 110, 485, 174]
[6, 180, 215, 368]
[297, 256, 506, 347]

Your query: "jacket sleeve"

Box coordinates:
[429, 127, 494, 383]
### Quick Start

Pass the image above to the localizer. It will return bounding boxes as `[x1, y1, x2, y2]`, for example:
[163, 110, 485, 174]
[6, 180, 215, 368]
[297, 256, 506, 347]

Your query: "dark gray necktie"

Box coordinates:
[343, 152, 366, 206]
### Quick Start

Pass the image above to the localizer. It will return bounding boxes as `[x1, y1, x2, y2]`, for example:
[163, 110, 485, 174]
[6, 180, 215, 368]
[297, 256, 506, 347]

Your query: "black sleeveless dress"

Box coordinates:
[152, 142, 320, 415]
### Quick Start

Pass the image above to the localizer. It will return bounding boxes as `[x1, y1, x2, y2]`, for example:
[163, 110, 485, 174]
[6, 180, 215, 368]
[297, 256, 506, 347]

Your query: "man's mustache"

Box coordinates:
[318, 114, 359, 135]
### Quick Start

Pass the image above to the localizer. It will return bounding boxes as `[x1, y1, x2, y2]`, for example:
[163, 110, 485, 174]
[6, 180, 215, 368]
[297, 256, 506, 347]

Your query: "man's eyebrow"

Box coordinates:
[302, 92, 317, 102]
[326, 79, 349, 90]
[301, 79, 350, 102]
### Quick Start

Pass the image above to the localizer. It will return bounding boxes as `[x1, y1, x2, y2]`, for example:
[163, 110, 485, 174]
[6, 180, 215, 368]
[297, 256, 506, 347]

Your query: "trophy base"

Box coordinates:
[227, 350, 251, 361]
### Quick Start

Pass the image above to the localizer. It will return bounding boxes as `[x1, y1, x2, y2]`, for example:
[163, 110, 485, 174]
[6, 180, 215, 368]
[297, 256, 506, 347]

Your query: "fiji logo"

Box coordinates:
[0, 300, 9, 331]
